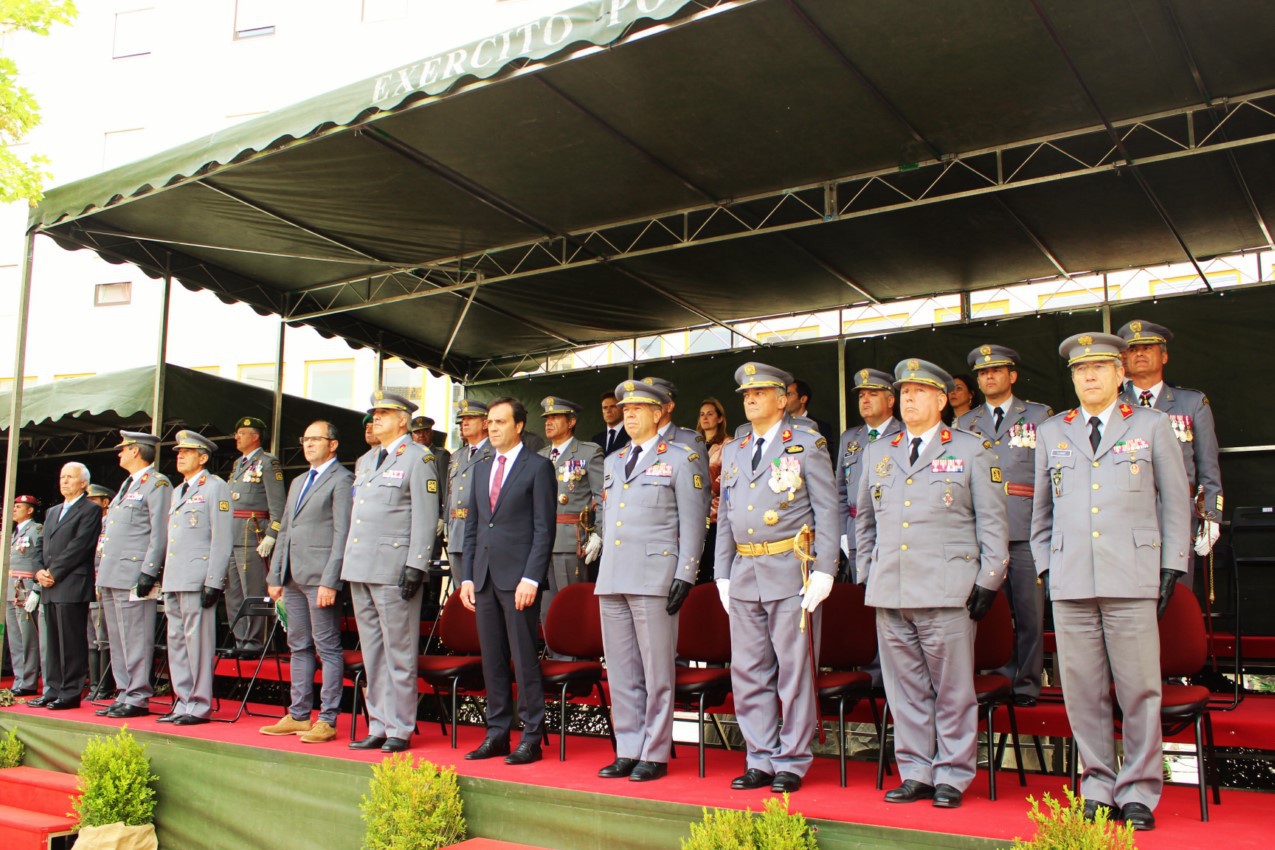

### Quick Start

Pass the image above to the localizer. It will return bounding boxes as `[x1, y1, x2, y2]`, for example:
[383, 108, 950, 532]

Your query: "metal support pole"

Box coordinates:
[374, 348, 386, 391]
[1101, 303, 1112, 334]
[836, 337, 847, 433]
[1, 232, 38, 624]
[270, 318, 285, 456]
[151, 272, 172, 454]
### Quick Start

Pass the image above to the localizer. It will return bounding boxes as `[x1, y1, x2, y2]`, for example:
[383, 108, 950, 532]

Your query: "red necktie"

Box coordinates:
[489, 455, 507, 511]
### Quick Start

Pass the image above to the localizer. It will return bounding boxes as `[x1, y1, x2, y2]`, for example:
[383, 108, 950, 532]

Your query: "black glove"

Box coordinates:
[136, 573, 157, 598]
[399, 568, 424, 601]
[1038, 570, 1051, 609]
[1156, 570, 1178, 620]
[200, 587, 223, 609]
[665, 579, 692, 615]
[966, 585, 997, 621]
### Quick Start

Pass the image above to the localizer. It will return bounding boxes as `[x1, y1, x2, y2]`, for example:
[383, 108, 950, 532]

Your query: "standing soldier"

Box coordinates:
[595, 380, 707, 781]
[445, 401, 490, 577]
[957, 345, 1052, 707]
[411, 415, 451, 618]
[856, 359, 1009, 809]
[226, 416, 285, 658]
[6, 495, 43, 696]
[96, 431, 170, 719]
[161, 431, 232, 725]
[1032, 332, 1189, 831]
[835, 369, 901, 583]
[715, 362, 839, 794]
[86, 484, 114, 698]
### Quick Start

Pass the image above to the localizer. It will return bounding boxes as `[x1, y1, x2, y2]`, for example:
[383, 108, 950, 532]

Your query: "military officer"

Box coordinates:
[715, 362, 839, 794]
[410, 414, 451, 616]
[162, 430, 232, 725]
[343, 391, 439, 753]
[595, 382, 708, 781]
[6, 495, 43, 696]
[1031, 332, 1190, 831]
[86, 483, 115, 697]
[96, 431, 170, 719]
[644, 377, 711, 519]
[225, 416, 285, 657]
[835, 368, 901, 583]
[1117, 319, 1222, 584]
[445, 400, 490, 575]
[856, 359, 1009, 809]
[956, 345, 1052, 707]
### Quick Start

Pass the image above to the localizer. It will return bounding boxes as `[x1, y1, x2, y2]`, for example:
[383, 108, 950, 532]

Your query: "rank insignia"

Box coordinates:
[198, 474, 207, 486]
[656, 442, 668, 455]
[693, 474, 703, 490]
[815, 437, 827, 449]
[218, 501, 229, 512]
[270, 521, 281, 531]
[891, 433, 904, 447]
[785, 445, 804, 454]
[939, 429, 952, 444]
[990, 467, 1003, 484]
[1119, 403, 1133, 419]
[426, 480, 438, 493]
[396, 444, 406, 456]
[781, 429, 792, 443]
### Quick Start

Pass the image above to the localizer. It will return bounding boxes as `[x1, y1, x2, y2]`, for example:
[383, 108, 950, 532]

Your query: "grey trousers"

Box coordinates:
[5, 599, 40, 690]
[350, 582, 419, 740]
[100, 587, 156, 707]
[227, 537, 269, 646]
[283, 580, 344, 725]
[599, 594, 678, 763]
[1054, 597, 1163, 809]
[165, 591, 216, 719]
[877, 606, 978, 791]
[998, 540, 1044, 699]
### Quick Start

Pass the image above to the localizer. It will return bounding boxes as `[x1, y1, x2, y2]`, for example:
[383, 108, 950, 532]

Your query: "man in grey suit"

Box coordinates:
[1118, 319, 1223, 584]
[344, 391, 439, 753]
[161, 430, 232, 725]
[6, 495, 43, 696]
[957, 345, 1053, 707]
[715, 362, 840, 794]
[835, 368, 900, 583]
[263, 420, 354, 744]
[595, 381, 708, 782]
[1032, 332, 1190, 831]
[226, 417, 286, 657]
[445, 400, 490, 573]
[857, 359, 1009, 809]
[460, 397, 556, 766]
[96, 431, 170, 719]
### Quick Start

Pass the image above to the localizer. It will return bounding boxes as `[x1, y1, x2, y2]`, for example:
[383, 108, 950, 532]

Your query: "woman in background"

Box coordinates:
[947, 373, 978, 423]
[696, 398, 728, 585]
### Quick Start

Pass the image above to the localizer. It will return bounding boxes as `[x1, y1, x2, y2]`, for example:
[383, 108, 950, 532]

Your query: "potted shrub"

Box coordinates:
[682, 795, 818, 849]
[361, 754, 465, 849]
[72, 727, 158, 850]
[1012, 787, 1136, 850]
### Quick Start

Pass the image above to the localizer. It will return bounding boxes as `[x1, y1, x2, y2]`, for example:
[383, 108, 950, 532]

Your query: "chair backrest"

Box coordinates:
[818, 583, 877, 669]
[1159, 582, 1207, 678]
[974, 591, 1013, 672]
[544, 582, 604, 659]
[676, 583, 731, 664]
[438, 591, 482, 655]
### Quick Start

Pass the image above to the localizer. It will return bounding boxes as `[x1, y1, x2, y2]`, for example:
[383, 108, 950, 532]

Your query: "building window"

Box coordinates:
[305, 359, 356, 410]
[191, 365, 221, 376]
[95, 281, 132, 306]
[112, 8, 154, 59]
[382, 358, 424, 403]
[0, 377, 37, 392]
[362, 0, 407, 22]
[238, 363, 277, 390]
[234, 0, 276, 39]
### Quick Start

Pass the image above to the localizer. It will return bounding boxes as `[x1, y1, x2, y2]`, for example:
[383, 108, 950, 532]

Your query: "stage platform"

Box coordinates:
[0, 697, 1269, 850]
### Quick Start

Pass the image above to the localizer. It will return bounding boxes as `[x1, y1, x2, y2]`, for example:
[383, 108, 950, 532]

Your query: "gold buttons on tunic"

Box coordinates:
[1092, 531, 1100, 538]
[901, 544, 909, 551]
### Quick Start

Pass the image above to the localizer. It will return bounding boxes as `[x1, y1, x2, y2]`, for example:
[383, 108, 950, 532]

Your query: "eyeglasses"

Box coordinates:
[299, 436, 335, 445]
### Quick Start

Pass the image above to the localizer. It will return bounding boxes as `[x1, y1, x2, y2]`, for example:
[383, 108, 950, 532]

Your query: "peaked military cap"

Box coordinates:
[367, 390, 416, 414]
[116, 430, 160, 449]
[539, 396, 581, 416]
[236, 416, 267, 433]
[174, 430, 217, 454]
[967, 344, 1019, 371]
[852, 368, 894, 392]
[1059, 332, 1127, 365]
[1116, 319, 1173, 346]
[893, 358, 955, 393]
[640, 376, 678, 400]
[733, 362, 792, 393]
[616, 380, 670, 407]
[87, 484, 113, 500]
[409, 416, 435, 432]
[455, 399, 489, 418]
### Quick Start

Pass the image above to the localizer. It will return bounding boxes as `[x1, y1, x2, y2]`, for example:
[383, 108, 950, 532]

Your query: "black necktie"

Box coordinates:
[1089, 416, 1102, 453]
[606, 429, 616, 454]
[177, 482, 189, 500]
[625, 445, 642, 478]
[468, 444, 477, 460]
[376, 448, 388, 469]
[751, 437, 766, 472]
[115, 476, 132, 503]
[909, 437, 922, 465]
[994, 407, 1005, 431]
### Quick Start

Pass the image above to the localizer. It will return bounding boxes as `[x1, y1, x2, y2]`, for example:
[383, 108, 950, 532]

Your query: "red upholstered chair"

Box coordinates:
[417, 590, 487, 748]
[673, 583, 733, 777]
[539, 582, 615, 761]
[973, 591, 1029, 800]
[816, 583, 879, 787]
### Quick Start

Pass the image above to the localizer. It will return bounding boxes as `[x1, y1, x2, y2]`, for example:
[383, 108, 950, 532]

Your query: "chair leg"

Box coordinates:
[1005, 703, 1028, 787]
[698, 692, 708, 779]
[710, 714, 730, 751]
[1193, 713, 1208, 822]
[349, 670, 364, 742]
[867, 696, 891, 778]
[432, 691, 449, 737]
[1204, 712, 1221, 805]
[1031, 732, 1047, 776]
[876, 701, 891, 791]
[559, 682, 569, 762]
[838, 697, 847, 789]
[1068, 738, 1079, 794]
[986, 704, 997, 802]
[451, 681, 461, 749]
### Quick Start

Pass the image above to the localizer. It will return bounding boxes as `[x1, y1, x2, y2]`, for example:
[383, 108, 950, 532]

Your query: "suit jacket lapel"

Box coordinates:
[1096, 409, 1131, 457]
[1069, 413, 1095, 461]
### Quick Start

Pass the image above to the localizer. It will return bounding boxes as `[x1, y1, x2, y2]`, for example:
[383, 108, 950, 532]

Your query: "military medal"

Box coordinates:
[558, 494, 568, 505]
[1130, 463, 1140, 475]
[232, 492, 240, 500]
[943, 487, 954, 508]
[847, 441, 860, 455]
[872, 484, 883, 504]
[875, 456, 894, 477]
[763, 510, 779, 526]
[189, 512, 199, 527]
[1052, 467, 1063, 497]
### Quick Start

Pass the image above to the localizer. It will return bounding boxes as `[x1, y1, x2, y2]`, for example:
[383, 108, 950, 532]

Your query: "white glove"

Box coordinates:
[256, 536, 275, 559]
[840, 534, 849, 558]
[801, 571, 834, 613]
[583, 532, 603, 565]
[436, 518, 446, 538]
[716, 579, 731, 613]
[23, 590, 39, 613]
[1194, 520, 1220, 556]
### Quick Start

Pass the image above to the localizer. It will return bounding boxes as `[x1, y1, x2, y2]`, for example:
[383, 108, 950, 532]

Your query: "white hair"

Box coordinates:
[63, 461, 90, 484]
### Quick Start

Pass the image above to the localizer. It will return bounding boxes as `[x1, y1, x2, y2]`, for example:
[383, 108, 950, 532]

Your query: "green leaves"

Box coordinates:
[0, 727, 24, 768]
[73, 727, 158, 827]
[1012, 786, 1136, 850]
[360, 754, 466, 850]
[682, 795, 818, 850]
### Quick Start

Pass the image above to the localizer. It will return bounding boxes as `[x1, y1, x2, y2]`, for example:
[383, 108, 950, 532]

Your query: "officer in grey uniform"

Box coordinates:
[162, 430, 232, 725]
[96, 431, 170, 718]
[445, 400, 490, 575]
[715, 362, 840, 794]
[956, 345, 1052, 707]
[1031, 332, 1190, 831]
[595, 381, 708, 781]
[1117, 319, 1223, 584]
[343, 391, 439, 753]
[411, 415, 452, 617]
[537, 396, 604, 637]
[226, 416, 286, 657]
[6, 495, 43, 695]
[86, 483, 115, 697]
[836, 369, 901, 584]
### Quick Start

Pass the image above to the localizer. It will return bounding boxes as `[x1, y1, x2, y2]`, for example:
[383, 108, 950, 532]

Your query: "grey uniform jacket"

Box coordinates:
[270, 462, 355, 589]
[856, 427, 1009, 608]
[660, 422, 709, 479]
[1120, 382, 1223, 518]
[342, 437, 439, 584]
[446, 441, 492, 555]
[715, 418, 840, 601]
[1030, 405, 1191, 600]
[957, 399, 1052, 541]
[8, 520, 44, 599]
[228, 448, 286, 540]
[539, 439, 605, 553]
[835, 419, 902, 546]
[99, 467, 172, 590]
[595, 440, 708, 594]
[163, 473, 233, 593]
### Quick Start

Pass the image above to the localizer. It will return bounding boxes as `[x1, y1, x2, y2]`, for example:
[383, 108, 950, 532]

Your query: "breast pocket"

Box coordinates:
[1114, 454, 1149, 492]
[637, 476, 673, 507]
[1047, 453, 1077, 496]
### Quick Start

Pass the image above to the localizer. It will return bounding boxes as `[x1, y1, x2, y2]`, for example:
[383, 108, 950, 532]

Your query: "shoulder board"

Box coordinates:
[1063, 409, 1079, 423]
[1202, 395, 1210, 406]
[154, 478, 170, 488]
[1119, 403, 1133, 419]
[693, 433, 705, 444]
[802, 426, 821, 437]
[668, 441, 692, 454]
[891, 433, 904, 447]
[268, 456, 281, 467]
[422, 453, 435, 464]
[939, 429, 952, 444]
[815, 437, 827, 449]
[686, 451, 700, 462]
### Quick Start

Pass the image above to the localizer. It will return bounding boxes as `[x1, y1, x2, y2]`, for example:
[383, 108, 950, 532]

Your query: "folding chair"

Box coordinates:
[213, 596, 285, 722]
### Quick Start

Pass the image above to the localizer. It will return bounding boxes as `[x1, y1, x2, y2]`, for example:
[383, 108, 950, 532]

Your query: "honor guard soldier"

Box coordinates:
[96, 431, 170, 719]
[86, 483, 115, 696]
[856, 359, 1009, 809]
[1032, 332, 1190, 830]
[446, 401, 491, 577]
[956, 345, 1052, 707]
[6, 495, 43, 696]
[595, 381, 708, 781]
[715, 362, 839, 794]
[343, 391, 440, 754]
[1117, 320, 1223, 582]
[835, 369, 901, 583]
[226, 416, 285, 658]
[162, 431, 232, 725]
[411, 415, 451, 616]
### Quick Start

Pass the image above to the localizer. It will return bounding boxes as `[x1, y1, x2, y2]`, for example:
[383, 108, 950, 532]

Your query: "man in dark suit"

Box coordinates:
[591, 390, 631, 457]
[786, 378, 837, 456]
[30, 462, 102, 709]
[460, 396, 556, 765]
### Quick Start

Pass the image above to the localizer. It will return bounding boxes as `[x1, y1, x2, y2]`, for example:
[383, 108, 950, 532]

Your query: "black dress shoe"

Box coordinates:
[1118, 802, 1156, 831]
[1012, 694, 1038, 708]
[155, 713, 180, 724]
[629, 761, 667, 782]
[381, 737, 410, 753]
[11, 688, 38, 697]
[26, 695, 52, 707]
[884, 779, 936, 803]
[932, 784, 963, 808]
[464, 738, 511, 760]
[46, 698, 81, 710]
[1082, 799, 1115, 822]
[349, 735, 388, 750]
[731, 768, 775, 790]
[505, 742, 542, 765]
[108, 704, 150, 719]
[598, 757, 639, 778]
[234, 642, 265, 658]
[172, 714, 209, 726]
[770, 772, 802, 793]
[96, 703, 124, 717]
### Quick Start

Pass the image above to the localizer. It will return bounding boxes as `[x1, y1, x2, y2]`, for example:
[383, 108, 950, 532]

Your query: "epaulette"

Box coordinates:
[422, 453, 435, 464]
